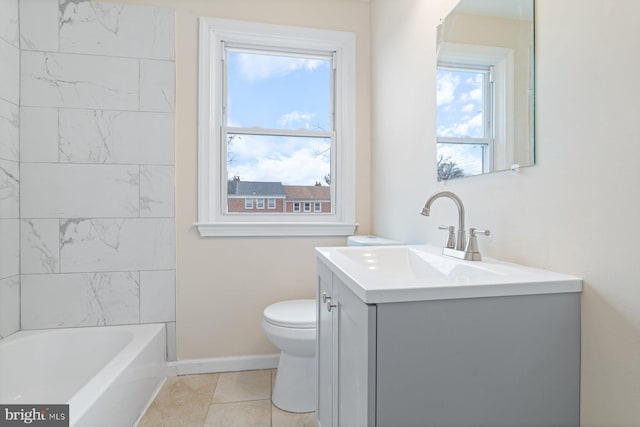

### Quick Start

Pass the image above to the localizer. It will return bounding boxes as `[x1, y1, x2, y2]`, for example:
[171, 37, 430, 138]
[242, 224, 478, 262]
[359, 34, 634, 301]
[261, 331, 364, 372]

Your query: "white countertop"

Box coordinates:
[316, 244, 582, 304]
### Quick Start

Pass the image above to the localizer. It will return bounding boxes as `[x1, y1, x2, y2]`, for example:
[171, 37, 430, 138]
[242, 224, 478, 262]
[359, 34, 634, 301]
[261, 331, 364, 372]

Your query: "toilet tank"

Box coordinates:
[347, 235, 402, 246]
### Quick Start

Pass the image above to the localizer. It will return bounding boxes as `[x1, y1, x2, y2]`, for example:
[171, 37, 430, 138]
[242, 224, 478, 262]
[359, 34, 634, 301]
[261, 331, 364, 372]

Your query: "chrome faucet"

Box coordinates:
[421, 191, 466, 251]
[421, 191, 490, 261]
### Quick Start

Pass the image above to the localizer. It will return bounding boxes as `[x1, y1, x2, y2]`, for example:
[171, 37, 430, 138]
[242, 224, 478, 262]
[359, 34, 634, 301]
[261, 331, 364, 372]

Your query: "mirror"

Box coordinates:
[436, 0, 534, 181]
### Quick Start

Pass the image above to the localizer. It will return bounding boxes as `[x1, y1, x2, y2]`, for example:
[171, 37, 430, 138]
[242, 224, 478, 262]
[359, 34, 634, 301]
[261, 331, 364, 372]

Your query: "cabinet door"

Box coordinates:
[316, 261, 334, 427]
[334, 277, 376, 427]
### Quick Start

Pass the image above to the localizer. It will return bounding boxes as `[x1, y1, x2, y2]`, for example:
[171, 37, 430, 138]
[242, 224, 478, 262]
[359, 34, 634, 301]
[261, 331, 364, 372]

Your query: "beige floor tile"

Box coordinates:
[138, 373, 219, 427]
[272, 404, 316, 427]
[212, 370, 272, 403]
[204, 399, 271, 427]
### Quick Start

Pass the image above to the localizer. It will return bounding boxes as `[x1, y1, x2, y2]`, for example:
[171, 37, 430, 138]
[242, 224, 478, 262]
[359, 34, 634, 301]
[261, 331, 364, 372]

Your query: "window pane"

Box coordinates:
[226, 133, 332, 214]
[437, 143, 487, 180]
[437, 68, 487, 138]
[226, 50, 332, 131]
[227, 134, 330, 185]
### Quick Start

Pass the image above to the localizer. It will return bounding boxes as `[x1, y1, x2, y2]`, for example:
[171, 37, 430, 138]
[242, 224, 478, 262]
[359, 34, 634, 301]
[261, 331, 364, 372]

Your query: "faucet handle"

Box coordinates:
[469, 228, 490, 237]
[465, 228, 490, 259]
[438, 225, 456, 249]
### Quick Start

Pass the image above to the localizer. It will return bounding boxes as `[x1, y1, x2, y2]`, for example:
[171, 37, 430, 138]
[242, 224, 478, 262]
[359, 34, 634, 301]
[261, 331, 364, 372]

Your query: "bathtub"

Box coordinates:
[0, 324, 166, 427]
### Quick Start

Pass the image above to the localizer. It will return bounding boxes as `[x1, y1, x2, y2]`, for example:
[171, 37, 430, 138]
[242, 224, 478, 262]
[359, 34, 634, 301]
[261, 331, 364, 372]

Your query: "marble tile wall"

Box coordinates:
[0, 0, 20, 340]
[17, 0, 176, 359]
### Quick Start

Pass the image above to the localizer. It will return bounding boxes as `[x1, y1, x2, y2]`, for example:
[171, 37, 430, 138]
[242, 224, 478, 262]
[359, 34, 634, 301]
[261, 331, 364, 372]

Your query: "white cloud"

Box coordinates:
[227, 135, 330, 185]
[437, 112, 483, 138]
[437, 72, 459, 106]
[461, 103, 475, 113]
[235, 53, 326, 83]
[278, 111, 317, 129]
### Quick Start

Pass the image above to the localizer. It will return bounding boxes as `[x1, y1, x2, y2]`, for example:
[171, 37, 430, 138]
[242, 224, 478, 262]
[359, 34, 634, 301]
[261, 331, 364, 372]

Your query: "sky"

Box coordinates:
[225, 50, 332, 186]
[436, 68, 488, 176]
[224, 50, 489, 184]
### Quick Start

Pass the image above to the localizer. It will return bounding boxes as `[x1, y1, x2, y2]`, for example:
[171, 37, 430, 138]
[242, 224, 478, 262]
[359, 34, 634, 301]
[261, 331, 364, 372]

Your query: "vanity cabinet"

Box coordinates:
[316, 257, 581, 427]
[317, 261, 376, 427]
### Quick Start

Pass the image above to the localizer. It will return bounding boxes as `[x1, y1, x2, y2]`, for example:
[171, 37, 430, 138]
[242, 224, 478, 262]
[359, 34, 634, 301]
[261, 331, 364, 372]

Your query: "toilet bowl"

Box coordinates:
[262, 299, 316, 413]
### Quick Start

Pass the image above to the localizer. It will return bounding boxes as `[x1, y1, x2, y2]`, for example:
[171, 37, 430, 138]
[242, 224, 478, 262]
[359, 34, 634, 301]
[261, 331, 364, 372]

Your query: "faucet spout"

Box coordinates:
[421, 191, 466, 251]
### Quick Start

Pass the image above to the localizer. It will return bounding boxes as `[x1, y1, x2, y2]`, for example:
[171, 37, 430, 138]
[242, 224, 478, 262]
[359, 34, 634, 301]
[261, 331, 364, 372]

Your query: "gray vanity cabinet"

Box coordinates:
[317, 260, 376, 427]
[316, 259, 581, 427]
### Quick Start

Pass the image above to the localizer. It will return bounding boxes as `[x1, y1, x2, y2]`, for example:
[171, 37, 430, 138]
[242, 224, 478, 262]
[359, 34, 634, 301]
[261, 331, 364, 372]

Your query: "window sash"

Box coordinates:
[221, 43, 336, 216]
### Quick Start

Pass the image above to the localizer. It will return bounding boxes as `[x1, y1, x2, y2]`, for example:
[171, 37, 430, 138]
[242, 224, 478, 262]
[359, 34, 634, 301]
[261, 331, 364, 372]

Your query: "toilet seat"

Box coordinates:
[263, 299, 316, 329]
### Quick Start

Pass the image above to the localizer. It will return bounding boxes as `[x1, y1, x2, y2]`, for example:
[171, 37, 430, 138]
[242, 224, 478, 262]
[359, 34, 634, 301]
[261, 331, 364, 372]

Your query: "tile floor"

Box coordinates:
[138, 369, 316, 427]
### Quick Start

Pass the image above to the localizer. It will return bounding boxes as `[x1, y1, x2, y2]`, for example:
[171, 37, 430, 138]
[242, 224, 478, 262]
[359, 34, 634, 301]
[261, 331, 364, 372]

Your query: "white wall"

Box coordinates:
[371, 0, 640, 424]
[0, 0, 20, 340]
[13, 0, 177, 359]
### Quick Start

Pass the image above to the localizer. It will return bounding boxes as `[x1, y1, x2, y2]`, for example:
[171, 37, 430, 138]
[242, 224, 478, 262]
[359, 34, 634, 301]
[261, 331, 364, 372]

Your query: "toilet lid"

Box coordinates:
[264, 299, 316, 329]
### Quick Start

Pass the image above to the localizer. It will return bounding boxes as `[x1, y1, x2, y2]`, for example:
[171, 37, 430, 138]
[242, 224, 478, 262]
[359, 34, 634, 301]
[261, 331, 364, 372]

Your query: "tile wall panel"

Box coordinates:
[21, 163, 140, 218]
[59, 2, 175, 60]
[0, 0, 19, 340]
[21, 272, 140, 329]
[20, 107, 59, 163]
[0, 38, 19, 105]
[0, 99, 19, 162]
[0, 158, 19, 218]
[140, 165, 175, 217]
[21, 219, 60, 274]
[19, 0, 59, 52]
[0, 276, 20, 338]
[0, 0, 19, 49]
[21, 51, 139, 110]
[59, 110, 175, 165]
[140, 59, 176, 112]
[140, 270, 176, 323]
[0, 219, 19, 279]
[59, 218, 175, 273]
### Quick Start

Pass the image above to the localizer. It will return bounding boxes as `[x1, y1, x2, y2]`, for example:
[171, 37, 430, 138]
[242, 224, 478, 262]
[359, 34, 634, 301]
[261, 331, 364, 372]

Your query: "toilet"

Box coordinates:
[262, 235, 401, 413]
[262, 299, 316, 413]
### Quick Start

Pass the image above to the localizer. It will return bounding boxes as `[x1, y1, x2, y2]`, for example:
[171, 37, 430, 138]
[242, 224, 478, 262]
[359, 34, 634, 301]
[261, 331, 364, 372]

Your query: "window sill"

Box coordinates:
[195, 222, 358, 237]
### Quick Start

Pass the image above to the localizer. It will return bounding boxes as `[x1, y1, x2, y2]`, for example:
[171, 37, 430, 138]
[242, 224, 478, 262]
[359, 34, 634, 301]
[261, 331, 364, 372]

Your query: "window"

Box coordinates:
[293, 202, 301, 213]
[244, 198, 253, 209]
[436, 43, 514, 181]
[437, 64, 492, 178]
[198, 18, 357, 237]
[315, 202, 322, 212]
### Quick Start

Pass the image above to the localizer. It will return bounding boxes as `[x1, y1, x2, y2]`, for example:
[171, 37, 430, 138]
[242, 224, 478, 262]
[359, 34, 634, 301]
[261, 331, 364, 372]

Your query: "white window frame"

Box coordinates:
[304, 202, 311, 213]
[256, 198, 265, 209]
[293, 202, 301, 213]
[437, 42, 515, 172]
[314, 202, 322, 212]
[197, 18, 357, 237]
[244, 198, 253, 209]
[267, 198, 276, 210]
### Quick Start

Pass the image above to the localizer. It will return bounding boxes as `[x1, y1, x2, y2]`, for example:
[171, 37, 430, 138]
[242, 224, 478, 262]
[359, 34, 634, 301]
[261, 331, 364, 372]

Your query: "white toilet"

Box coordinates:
[263, 299, 317, 413]
[262, 235, 401, 413]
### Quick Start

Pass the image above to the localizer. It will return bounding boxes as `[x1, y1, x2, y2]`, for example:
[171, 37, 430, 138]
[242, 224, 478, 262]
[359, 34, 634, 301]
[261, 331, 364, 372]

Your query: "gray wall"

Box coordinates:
[0, 0, 176, 359]
[0, 0, 20, 340]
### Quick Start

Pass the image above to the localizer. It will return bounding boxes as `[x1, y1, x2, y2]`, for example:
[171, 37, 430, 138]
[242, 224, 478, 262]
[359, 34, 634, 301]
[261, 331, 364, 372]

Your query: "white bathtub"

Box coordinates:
[0, 324, 166, 427]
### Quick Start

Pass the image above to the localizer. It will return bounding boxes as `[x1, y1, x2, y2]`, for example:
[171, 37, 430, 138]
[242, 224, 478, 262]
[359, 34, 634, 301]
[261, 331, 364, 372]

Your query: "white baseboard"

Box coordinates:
[167, 353, 280, 376]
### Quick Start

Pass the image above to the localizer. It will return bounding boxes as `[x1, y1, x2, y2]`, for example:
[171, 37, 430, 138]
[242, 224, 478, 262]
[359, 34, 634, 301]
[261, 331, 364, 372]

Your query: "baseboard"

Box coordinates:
[167, 353, 280, 376]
